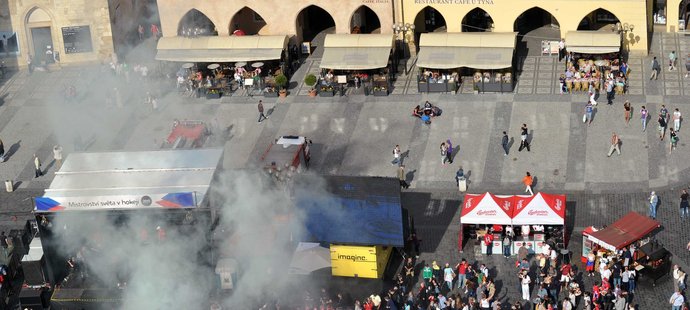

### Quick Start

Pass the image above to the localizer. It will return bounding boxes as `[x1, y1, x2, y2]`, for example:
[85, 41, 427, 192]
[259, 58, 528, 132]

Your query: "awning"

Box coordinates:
[156, 35, 288, 62]
[565, 31, 620, 54]
[320, 34, 394, 70]
[585, 212, 660, 251]
[417, 32, 517, 69]
[511, 193, 566, 225]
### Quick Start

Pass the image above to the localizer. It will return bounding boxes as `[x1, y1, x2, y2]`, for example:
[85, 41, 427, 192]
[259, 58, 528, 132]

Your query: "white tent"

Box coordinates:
[460, 192, 514, 225]
[289, 242, 332, 275]
[511, 193, 566, 225]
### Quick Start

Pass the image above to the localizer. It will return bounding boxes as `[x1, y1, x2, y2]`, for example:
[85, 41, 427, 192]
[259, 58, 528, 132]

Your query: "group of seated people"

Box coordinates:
[420, 69, 460, 84]
[560, 57, 629, 93]
[473, 71, 512, 84]
[412, 101, 442, 122]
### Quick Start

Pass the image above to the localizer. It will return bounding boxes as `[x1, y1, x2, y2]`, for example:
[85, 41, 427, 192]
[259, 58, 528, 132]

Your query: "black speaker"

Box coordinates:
[19, 288, 43, 309]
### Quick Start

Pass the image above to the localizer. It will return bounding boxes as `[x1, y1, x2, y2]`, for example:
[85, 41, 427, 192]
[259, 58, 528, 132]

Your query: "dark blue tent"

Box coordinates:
[294, 176, 403, 247]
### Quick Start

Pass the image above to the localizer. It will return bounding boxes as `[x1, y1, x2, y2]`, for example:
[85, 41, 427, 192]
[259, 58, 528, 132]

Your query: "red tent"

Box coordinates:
[460, 193, 514, 225]
[511, 193, 566, 225]
[584, 212, 660, 251]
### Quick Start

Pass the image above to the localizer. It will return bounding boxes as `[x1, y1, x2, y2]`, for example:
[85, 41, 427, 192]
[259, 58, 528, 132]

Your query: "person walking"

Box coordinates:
[669, 51, 677, 71]
[0, 138, 4, 162]
[558, 39, 566, 61]
[445, 139, 454, 164]
[523, 172, 534, 196]
[518, 124, 530, 152]
[605, 79, 614, 105]
[673, 108, 682, 131]
[649, 191, 659, 219]
[624, 101, 632, 126]
[501, 131, 509, 156]
[680, 189, 689, 219]
[589, 91, 597, 106]
[33, 154, 42, 178]
[670, 289, 684, 310]
[53, 145, 63, 169]
[650, 56, 660, 80]
[392, 144, 401, 165]
[661, 104, 670, 123]
[257, 100, 267, 122]
[640, 106, 649, 131]
[585, 101, 594, 126]
[503, 234, 512, 258]
[520, 270, 531, 301]
[398, 165, 409, 189]
[670, 128, 678, 152]
[607, 132, 621, 157]
[440, 142, 449, 165]
[685, 53, 690, 78]
[659, 113, 668, 140]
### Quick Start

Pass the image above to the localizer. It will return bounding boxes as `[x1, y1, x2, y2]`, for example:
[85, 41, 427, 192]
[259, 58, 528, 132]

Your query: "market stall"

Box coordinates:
[156, 35, 290, 97]
[459, 193, 567, 255]
[582, 212, 666, 284]
[319, 34, 395, 96]
[416, 32, 517, 93]
[293, 176, 404, 279]
[511, 193, 567, 255]
[562, 31, 623, 94]
[459, 193, 515, 254]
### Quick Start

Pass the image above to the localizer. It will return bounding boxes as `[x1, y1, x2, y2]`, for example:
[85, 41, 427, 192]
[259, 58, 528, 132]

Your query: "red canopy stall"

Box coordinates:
[583, 211, 660, 252]
[459, 192, 568, 255]
[459, 193, 514, 254]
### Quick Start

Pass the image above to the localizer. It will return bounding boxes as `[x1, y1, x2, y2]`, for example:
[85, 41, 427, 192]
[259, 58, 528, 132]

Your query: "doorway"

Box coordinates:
[31, 27, 53, 64]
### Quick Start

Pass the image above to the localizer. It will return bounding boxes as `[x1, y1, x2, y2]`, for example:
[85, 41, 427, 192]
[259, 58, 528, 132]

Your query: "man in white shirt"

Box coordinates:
[601, 265, 612, 282]
[558, 39, 566, 61]
[670, 289, 684, 310]
[673, 108, 682, 131]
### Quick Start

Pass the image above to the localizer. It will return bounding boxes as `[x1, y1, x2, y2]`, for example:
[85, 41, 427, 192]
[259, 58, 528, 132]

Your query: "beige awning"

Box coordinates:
[565, 31, 620, 54]
[416, 32, 517, 69]
[156, 35, 288, 62]
[320, 34, 394, 70]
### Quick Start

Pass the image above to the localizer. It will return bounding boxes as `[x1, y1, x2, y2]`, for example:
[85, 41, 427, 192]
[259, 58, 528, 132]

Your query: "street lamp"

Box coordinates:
[614, 22, 634, 53]
[393, 23, 415, 74]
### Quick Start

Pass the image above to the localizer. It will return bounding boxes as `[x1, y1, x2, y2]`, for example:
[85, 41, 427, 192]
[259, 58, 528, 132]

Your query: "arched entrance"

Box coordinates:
[26, 7, 55, 65]
[413, 6, 447, 34]
[295, 5, 335, 43]
[461, 8, 494, 32]
[229, 7, 267, 35]
[680, 0, 690, 29]
[177, 9, 217, 36]
[513, 7, 560, 56]
[577, 8, 620, 31]
[350, 6, 381, 34]
[653, 0, 668, 24]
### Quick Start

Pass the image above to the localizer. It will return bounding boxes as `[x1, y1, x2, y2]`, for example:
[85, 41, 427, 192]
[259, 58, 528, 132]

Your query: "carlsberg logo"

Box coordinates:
[338, 254, 367, 262]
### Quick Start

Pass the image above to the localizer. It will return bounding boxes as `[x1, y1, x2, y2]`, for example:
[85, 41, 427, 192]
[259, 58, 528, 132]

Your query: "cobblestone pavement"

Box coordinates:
[0, 32, 690, 307]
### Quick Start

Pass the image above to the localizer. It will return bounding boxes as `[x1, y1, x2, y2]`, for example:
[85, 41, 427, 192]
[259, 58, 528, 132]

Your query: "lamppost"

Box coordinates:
[614, 22, 634, 53]
[393, 23, 415, 74]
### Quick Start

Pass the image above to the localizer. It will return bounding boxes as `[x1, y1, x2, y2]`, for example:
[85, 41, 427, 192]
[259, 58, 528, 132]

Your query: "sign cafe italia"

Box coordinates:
[414, 0, 495, 4]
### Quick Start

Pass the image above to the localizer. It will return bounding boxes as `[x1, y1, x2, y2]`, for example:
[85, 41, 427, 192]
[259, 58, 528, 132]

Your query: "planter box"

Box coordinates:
[373, 90, 389, 96]
[319, 90, 335, 97]
[264, 91, 278, 97]
[206, 93, 221, 99]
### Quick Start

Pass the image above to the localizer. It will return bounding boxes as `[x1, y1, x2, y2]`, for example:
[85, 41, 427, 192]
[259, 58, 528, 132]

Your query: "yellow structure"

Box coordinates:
[330, 244, 392, 279]
[401, 0, 648, 55]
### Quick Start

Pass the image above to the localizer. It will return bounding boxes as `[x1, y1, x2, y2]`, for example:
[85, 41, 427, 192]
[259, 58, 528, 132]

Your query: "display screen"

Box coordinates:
[62, 25, 93, 54]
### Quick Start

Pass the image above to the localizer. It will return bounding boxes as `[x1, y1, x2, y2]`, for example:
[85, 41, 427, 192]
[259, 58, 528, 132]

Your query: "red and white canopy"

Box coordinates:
[460, 192, 514, 225]
[511, 193, 566, 225]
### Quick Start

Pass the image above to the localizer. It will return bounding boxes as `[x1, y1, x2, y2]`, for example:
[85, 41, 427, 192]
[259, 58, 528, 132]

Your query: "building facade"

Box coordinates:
[1, 0, 116, 66]
[157, 0, 654, 55]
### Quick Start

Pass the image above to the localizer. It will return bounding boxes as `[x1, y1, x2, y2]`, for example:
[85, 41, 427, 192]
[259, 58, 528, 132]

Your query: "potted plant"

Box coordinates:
[320, 85, 335, 97]
[206, 88, 221, 99]
[264, 86, 278, 97]
[304, 74, 317, 97]
[275, 74, 288, 98]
